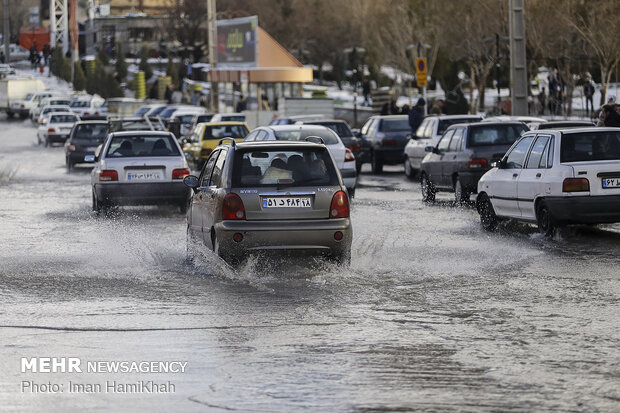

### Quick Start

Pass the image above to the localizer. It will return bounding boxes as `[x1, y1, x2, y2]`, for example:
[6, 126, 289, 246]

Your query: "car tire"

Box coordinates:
[421, 173, 436, 203]
[332, 251, 351, 266]
[92, 191, 101, 213]
[186, 226, 199, 260]
[6, 111, 14, 118]
[348, 187, 356, 199]
[537, 201, 556, 237]
[454, 177, 470, 205]
[355, 160, 362, 174]
[477, 193, 498, 232]
[371, 151, 383, 174]
[404, 158, 416, 180]
[66, 159, 73, 172]
[44, 137, 49, 147]
[179, 200, 189, 214]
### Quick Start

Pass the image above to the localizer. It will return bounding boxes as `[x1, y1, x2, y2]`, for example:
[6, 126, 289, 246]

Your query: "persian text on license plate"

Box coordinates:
[127, 171, 163, 181]
[262, 197, 311, 208]
[602, 178, 620, 188]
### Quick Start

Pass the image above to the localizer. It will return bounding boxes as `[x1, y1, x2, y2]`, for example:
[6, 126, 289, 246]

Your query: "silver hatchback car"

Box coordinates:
[183, 139, 353, 265]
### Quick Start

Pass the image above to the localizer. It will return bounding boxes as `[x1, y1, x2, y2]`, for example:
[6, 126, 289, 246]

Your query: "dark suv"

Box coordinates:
[358, 115, 411, 173]
[65, 121, 110, 171]
[420, 121, 528, 203]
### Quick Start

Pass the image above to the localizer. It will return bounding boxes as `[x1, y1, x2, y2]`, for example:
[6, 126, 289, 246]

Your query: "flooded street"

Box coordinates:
[1, 117, 619, 412]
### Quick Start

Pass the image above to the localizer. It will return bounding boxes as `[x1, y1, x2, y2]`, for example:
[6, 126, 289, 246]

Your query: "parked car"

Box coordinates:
[269, 114, 326, 125]
[527, 120, 595, 130]
[7, 44, 29, 62]
[70, 96, 106, 117]
[91, 131, 191, 212]
[183, 122, 250, 170]
[38, 112, 80, 147]
[209, 113, 246, 123]
[0, 64, 16, 77]
[65, 121, 110, 171]
[420, 121, 529, 204]
[245, 124, 357, 195]
[357, 115, 411, 173]
[37, 104, 73, 124]
[301, 119, 363, 173]
[476, 127, 620, 235]
[183, 140, 352, 265]
[30, 96, 72, 120]
[404, 114, 483, 178]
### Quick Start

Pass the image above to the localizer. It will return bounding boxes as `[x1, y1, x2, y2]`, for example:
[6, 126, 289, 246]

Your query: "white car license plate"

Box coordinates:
[602, 178, 620, 188]
[262, 197, 311, 208]
[127, 171, 163, 181]
[84, 155, 95, 162]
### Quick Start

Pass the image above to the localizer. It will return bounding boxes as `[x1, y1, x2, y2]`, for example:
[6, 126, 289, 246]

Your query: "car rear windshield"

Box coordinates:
[50, 114, 78, 123]
[135, 107, 150, 116]
[438, 117, 481, 135]
[561, 131, 620, 162]
[273, 128, 339, 145]
[149, 106, 166, 116]
[73, 123, 109, 140]
[106, 135, 180, 157]
[310, 122, 352, 138]
[232, 147, 339, 187]
[379, 118, 411, 132]
[159, 108, 177, 118]
[468, 124, 527, 147]
[203, 124, 248, 140]
[70, 101, 89, 108]
[196, 114, 214, 123]
[221, 115, 245, 122]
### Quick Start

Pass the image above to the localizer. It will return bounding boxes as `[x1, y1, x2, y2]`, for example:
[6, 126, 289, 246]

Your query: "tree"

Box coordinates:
[97, 48, 110, 66]
[139, 47, 153, 81]
[73, 62, 86, 91]
[115, 42, 128, 81]
[165, 0, 208, 61]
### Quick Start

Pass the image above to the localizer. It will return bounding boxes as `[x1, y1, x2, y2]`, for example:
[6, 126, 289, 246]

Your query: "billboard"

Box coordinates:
[216, 16, 258, 67]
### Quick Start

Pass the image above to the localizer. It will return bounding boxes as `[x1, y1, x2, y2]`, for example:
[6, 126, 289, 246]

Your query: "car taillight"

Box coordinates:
[469, 158, 488, 169]
[381, 139, 397, 147]
[348, 143, 360, 152]
[67, 144, 76, 152]
[48, 128, 56, 133]
[200, 148, 212, 157]
[172, 168, 190, 179]
[99, 170, 118, 181]
[20, 104, 24, 108]
[84, 112, 89, 116]
[563, 178, 589, 192]
[329, 191, 349, 218]
[222, 193, 246, 220]
[40, 119, 45, 124]
[344, 148, 355, 162]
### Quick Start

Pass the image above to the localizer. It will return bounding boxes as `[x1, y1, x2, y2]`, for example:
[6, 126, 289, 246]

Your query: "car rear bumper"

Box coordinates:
[94, 182, 190, 205]
[457, 170, 487, 192]
[544, 195, 620, 224]
[47, 133, 71, 143]
[67, 151, 96, 164]
[339, 168, 357, 189]
[214, 218, 352, 258]
[376, 148, 406, 164]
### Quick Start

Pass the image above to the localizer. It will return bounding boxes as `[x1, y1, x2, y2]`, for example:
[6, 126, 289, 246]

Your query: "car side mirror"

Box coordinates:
[424, 145, 438, 153]
[352, 128, 361, 138]
[183, 175, 200, 191]
[496, 159, 507, 169]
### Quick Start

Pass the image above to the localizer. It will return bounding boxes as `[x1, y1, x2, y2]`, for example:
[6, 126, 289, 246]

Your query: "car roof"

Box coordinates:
[426, 114, 483, 120]
[552, 127, 619, 135]
[461, 121, 528, 128]
[372, 115, 408, 119]
[200, 121, 248, 126]
[109, 131, 174, 137]
[261, 124, 331, 131]
[234, 140, 326, 149]
[74, 120, 108, 125]
[304, 119, 347, 124]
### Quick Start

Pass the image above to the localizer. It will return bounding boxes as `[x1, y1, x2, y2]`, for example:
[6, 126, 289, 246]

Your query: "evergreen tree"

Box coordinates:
[73, 62, 86, 91]
[139, 47, 153, 81]
[115, 42, 128, 81]
[97, 48, 110, 66]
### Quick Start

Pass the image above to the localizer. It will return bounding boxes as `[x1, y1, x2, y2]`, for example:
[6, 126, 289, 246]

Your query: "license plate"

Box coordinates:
[84, 155, 95, 162]
[262, 197, 311, 208]
[127, 171, 163, 181]
[602, 178, 620, 188]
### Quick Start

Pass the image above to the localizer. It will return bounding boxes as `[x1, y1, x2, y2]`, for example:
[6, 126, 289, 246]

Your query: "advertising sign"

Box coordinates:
[29, 7, 40, 26]
[216, 16, 258, 67]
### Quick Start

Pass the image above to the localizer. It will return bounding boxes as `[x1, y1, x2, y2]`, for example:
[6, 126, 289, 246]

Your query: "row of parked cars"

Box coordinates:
[358, 112, 618, 236]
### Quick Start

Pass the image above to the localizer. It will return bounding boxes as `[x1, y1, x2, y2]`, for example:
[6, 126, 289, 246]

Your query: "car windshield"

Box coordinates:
[196, 114, 214, 123]
[135, 107, 150, 116]
[50, 114, 78, 123]
[159, 108, 177, 118]
[178, 115, 195, 124]
[149, 106, 166, 116]
[24, 93, 33, 101]
[203, 124, 248, 139]
[561, 131, 620, 162]
[273, 128, 339, 145]
[233, 147, 340, 187]
[379, 118, 411, 132]
[70, 101, 89, 108]
[73, 123, 109, 140]
[310, 122, 353, 137]
[106, 135, 180, 157]
[468, 124, 527, 147]
[438, 117, 481, 135]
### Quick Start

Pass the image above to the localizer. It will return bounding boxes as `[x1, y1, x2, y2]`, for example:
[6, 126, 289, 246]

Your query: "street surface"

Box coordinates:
[1, 117, 619, 412]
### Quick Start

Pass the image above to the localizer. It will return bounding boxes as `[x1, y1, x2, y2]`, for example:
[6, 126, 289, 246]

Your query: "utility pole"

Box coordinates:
[69, 0, 78, 83]
[509, 0, 528, 115]
[207, 0, 217, 111]
[50, 0, 70, 56]
[3, 0, 9, 61]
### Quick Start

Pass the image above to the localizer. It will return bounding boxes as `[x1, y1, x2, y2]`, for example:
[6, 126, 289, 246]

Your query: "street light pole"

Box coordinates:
[3, 0, 9, 62]
[207, 0, 217, 111]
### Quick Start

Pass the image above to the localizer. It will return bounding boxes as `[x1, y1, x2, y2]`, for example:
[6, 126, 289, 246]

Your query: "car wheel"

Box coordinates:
[371, 151, 383, 174]
[537, 201, 556, 237]
[404, 158, 415, 180]
[44, 137, 49, 147]
[179, 199, 189, 214]
[332, 251, 351, 267]
[477, 194, 498, 232]
[92, 191, 101, 213]
[454, 177, 470, 205]
[66, 159, 73, 172]
[355, 160, 362, 174]
[186, 226, 199, 260]
[421, 173, 436, 203]
[348, 187, 356, 199]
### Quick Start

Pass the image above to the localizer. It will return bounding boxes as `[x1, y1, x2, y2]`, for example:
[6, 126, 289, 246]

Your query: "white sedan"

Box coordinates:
[244, 124, 358, 195]
[37, 112, 80, 146]
[476, 127, 620, 235]
[37, 104, 73, 124]
[91, 131, 191, 213]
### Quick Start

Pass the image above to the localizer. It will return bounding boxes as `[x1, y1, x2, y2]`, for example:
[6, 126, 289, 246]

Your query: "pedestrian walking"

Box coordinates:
[408, 98, 425, 132]
[235, 95, 247, 112]
[584, 80, 595, 115]
[362, 78, 371, 106]
[0, 50, 4, 64]
[538, 87, 547, 115]
[389, 99, 399, 115]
